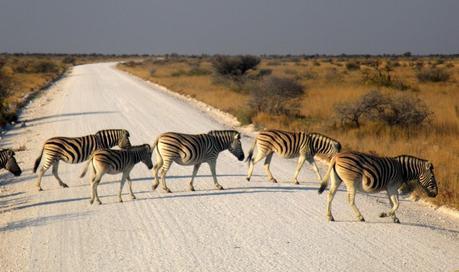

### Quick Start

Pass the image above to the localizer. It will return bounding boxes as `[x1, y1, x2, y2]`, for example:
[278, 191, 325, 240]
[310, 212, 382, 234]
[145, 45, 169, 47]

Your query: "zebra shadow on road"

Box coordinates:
[0, 211, 91, 232]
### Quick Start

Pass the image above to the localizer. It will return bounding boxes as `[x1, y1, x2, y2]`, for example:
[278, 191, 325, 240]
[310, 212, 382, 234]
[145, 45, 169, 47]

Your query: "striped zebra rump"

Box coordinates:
[42, 135, 101, 165]
[332, 152, 401, 193]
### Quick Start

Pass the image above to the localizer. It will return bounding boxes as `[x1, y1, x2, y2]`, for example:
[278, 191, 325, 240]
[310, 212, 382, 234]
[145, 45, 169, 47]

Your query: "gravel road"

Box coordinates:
[0, 63, 458, 272]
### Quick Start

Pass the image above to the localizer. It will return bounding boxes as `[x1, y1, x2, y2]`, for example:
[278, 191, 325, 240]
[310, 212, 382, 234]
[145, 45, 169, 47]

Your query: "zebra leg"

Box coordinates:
[308, 157, 323, 182]
[189, 163, 201, 191]
[380, 190, 400, 223]
[52, 161, 69, 188]
[152, 152, 163, 191]
[119, 172, 128, 203]
[347, 185, 365, 222]
[263, 153, 277, 183]
[159, 161, 172, 193]
[90, 174, 102, 205]
[292, 155, 307, 185]
[209, 160, 224, 190]
[325, 169, 341, 222]
[246, 149, 267, 182]
[127, 175, 136, 200]
[35, 165, 50, 191]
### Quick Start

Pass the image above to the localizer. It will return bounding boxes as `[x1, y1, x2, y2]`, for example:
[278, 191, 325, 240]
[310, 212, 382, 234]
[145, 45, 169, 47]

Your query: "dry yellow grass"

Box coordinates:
[119, 56, 459, 209]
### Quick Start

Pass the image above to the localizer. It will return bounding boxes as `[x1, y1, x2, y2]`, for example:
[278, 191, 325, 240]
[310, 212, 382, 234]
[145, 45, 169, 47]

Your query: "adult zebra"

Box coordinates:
[80, 144, 153, 205]
[245, 130, 341, 184]
[0, 149, 22, 177]
[33, 129, 131, 191]
[151, 130, 244, 193]
[318, 151, 438, 223]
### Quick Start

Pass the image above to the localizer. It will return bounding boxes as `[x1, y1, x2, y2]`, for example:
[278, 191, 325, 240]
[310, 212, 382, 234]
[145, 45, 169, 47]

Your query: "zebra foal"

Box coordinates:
[151, 130, 244, 193]
[246, 130, 341, 184]
[33, 129, 131, 191]
[0, 149, 22, 177]
[80, 144, 153, 205]
[318, 151, 438, 223]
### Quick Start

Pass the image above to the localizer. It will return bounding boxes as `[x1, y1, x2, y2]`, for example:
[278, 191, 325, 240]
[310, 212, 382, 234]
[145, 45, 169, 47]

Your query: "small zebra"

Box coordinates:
[0, 149, 22, 177]
[33, 129, 131, 191]
[318, 151, 438, 223]
[245, 130, 341, 184]
[80, 144, 153, 205]
[151, 130, 244, 193]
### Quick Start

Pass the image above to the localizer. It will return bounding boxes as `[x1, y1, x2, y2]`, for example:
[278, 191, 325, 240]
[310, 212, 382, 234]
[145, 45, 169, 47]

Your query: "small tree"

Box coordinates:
[416, 68, 450, 82]
[212, 55, 260, 77]
[250, 76, 304, 116]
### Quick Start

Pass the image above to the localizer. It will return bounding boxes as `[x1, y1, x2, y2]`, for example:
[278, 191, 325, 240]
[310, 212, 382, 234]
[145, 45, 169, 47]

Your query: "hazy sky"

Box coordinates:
[0, 0, 458, 55]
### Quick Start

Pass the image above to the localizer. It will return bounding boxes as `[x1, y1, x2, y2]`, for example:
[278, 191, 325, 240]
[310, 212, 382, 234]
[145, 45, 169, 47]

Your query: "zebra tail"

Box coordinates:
[245, 138, 257, 164]
[33, 147, 44, 173]
[318, 155, 336, 194]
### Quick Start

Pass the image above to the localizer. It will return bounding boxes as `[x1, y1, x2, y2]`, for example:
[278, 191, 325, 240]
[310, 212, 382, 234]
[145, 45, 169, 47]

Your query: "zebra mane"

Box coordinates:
[307, 132, 341, 154]
[394, 155, 429, 181]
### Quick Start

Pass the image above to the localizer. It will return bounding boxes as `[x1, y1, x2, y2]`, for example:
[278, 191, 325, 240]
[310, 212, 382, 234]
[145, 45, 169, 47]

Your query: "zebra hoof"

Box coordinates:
[271, 178, 278, 183]
[131, 195, 136, 200]
[379, 212, 387, 218]
[246, 177, 250, 182]
[216, 185, 224, 190]
[164, 188, 172, 193]
[61, 183, 69, 188]
[358, 217, 365, 222]
[119, 199, 123, 203]
[190, 186, 195, 192]
[293, 181, 300, 185]
[97, 200, 102, 205]
[152, 184, 158, 191]
[37, 187, 43, 192]
[327, 216, 335, 222]
[393, 217, 400, 224]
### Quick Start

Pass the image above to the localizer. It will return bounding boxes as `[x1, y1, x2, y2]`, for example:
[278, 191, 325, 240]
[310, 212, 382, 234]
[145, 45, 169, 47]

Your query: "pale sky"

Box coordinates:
[0, 0, 458, 54]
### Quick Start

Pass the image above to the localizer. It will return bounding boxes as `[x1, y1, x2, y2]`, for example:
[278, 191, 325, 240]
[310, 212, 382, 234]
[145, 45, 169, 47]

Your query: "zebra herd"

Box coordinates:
[1, 128, 438, 223]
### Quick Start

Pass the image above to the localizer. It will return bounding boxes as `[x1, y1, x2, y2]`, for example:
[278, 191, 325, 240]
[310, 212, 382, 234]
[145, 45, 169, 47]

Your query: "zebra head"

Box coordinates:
[139, 144, 154, 170]
[308, 133, 341, 159]
[208, 130, 245, 161]
[2, 150, 22, 176]
[229, 132, 245, 161]
[397, 155, 438, 198]
[419, 161, 438, 198]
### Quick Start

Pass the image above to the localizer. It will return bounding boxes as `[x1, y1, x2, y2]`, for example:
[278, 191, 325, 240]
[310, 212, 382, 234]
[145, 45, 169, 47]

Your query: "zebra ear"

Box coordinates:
[235, 133, 241, 140]
[426, 161, 433, 169]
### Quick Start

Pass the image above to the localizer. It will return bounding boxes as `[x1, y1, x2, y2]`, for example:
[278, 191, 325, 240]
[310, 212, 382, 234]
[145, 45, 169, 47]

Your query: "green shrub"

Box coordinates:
[211, 55, 260, 77]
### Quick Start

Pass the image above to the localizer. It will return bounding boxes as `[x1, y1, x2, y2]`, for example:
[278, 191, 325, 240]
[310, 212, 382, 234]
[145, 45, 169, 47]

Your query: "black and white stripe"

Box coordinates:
[318, 151, 438, 223]
[33, 129, 131, 191]
[151, 130, 244, 192]
[80, 144, 153, 205]
[245, 130, 341, 184]
[0, 149, 22, 177]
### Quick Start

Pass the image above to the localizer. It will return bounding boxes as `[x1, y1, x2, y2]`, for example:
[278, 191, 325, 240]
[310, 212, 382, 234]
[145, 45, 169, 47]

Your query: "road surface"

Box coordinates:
[0, 63, 458, 272]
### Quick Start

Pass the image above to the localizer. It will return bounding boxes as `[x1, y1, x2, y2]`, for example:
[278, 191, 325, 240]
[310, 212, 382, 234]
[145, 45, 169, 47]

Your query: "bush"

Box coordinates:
[63, 56, 76, 65]
[256, 68, 272, 78]
[34, 61, 60, 73]
[0, 66, 14, 93]
[249, 76, 304, 116]
[345, 61, 360, 71]
[416, 68, 450, 82]
[377, 95, 432, 126]
[211, 55, 260, 77]
[334, 90, 432, 128]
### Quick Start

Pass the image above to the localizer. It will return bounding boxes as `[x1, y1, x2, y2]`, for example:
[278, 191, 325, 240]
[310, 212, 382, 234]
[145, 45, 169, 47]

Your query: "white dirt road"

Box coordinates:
[0, 63, 458, 272]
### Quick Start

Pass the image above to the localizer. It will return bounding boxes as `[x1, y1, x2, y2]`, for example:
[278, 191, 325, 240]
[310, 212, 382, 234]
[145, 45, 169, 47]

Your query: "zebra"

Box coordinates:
[80, 144, 153, 205]
[0, 149, 22, 177]
[318, 151, 438, 223]
[33, 129, 131, 191]
[245, 130, 341, 184]
[151, 130, 244, 193]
